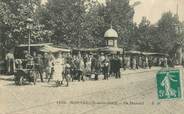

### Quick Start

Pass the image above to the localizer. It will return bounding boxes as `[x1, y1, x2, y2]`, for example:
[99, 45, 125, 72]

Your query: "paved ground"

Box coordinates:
[0, 68, 184, 114]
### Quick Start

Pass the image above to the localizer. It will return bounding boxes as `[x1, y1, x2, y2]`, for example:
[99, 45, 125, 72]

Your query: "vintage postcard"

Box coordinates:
[0, 0, 184, 114]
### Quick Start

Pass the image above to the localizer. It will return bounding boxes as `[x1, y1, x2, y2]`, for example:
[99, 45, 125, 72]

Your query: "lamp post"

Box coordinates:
[26, 18, 33, 54]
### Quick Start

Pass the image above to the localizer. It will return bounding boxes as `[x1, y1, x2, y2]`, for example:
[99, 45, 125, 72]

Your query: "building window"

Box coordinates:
[108, 40, 114, 46]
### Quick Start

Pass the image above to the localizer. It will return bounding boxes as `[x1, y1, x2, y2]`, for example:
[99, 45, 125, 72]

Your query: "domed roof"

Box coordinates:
[104, 28, 118, 38]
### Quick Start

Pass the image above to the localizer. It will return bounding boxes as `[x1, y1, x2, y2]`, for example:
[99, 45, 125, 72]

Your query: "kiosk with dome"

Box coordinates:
[100, 26, 123, 54]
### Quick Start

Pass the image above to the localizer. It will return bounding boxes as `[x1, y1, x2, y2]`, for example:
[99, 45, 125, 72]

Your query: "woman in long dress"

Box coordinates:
[5, 51, 15, 74]
[53, 52, 64, 86]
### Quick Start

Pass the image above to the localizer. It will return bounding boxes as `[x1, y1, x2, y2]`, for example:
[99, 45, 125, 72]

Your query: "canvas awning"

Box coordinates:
[17, 43, 52, 47]
[99, 47, 123, 52]
[125, 50, 142, 54]
[125, 50, 168, 56]
[39, 45, 70, 53]
[142, 52, 168, 56]
[72, 47, 123, 54]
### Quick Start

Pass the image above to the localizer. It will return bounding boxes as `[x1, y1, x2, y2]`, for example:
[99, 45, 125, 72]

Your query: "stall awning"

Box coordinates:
[125, 50, 142, 54]
[73, 47, 123, 54]
[125, 50, 168, 56]
[18, 43, 52, 47]
[142, 52, 169, 56]
[39, 45, 70, 53]
[99, 47, 123, 52]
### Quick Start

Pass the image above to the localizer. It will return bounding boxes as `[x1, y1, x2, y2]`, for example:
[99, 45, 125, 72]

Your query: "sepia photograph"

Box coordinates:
[0, 0, 184, 114]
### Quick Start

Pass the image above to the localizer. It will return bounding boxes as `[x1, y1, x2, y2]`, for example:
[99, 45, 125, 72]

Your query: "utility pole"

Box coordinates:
[174, 0, 183, 65]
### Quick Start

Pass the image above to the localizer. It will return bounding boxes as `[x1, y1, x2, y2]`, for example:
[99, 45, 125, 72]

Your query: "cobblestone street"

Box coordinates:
[0, 68, 184, 114]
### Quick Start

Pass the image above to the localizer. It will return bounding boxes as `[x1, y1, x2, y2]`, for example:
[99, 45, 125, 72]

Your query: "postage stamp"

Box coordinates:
[156, 69, 182, 100]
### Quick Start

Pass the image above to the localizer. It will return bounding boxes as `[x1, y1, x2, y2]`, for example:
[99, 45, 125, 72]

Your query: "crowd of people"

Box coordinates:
[3, 50, 171, 86]
[123, 55, 169, 70]
[12, 51, 122, 86]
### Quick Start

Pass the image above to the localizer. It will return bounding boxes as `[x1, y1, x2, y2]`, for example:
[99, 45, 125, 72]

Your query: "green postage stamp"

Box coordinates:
[156, 69, 183, 100]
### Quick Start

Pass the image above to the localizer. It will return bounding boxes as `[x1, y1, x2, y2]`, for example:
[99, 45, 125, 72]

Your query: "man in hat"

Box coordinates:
[33, 52, 44, 82]
[109, 54, 115, 77]
[47, 52, 55, 82]
[83, 53, 88, 68]
[102, 55, 110, 80]
[114, 54, 121, 79]
[22, 50, 31, 68]
[95, 55, 101, 80]
[99, 52, 105, 73]
[62, 56, 71, 86]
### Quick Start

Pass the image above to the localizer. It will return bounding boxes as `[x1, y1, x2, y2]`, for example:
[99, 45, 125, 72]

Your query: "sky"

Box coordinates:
[131, 0, 184, 24]
[41, 0, 184, 24]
